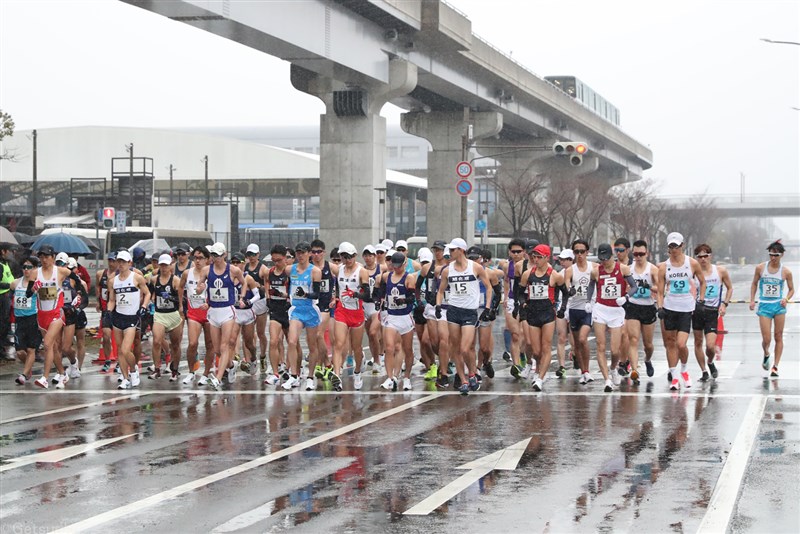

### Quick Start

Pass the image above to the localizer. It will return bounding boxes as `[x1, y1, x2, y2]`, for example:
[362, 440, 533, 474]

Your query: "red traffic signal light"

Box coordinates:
[102, 207, 115, 219]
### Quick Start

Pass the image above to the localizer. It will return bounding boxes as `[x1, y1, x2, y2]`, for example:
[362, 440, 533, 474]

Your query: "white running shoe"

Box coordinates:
[118, 379, 131, 390]
[208, 374, 222, 391]
[300, 367, 309, 380]
[353, 373, 363, 390]
[403, 377, 412, 391]
[532, 377, 543, 392]
[197, 375, 209, 386]
[579, 373, 587, 385]
[380, 377, 395, 391]
[264, 374, 279, 386]
[34, 376, 49, 389]
[182, 372, 196, 385]
[67, 364, 81, 379]
[584, 372, 594, 383]
[611, 368, 621, 386]
[130, 371, 140, 388]
[604, 379, 613, 393]
[282, 376, 299, 390]
[521, 364, 532, 379]
[15, 374, 27, 385]
[55, 375, 67, 389]
[227, 363, 237, 383]
[51, 373, 62, 385]
[305, 378, 316, 391]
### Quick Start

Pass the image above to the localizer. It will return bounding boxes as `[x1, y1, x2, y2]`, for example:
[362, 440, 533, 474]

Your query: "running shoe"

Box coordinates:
[353, 372, 363, 390]
[618, 360, 629, 377]
[208, 374, 222, 391]
[453, 373, 462, 390]
[130, 370, 140, 388]
[51, 373, 62, 385]
[380, 377, 395, 391]
[571, 352, 580, 370]
[227, 363, 238, 383]
[424, 364, 439, 381]
[314, 365, 325, 379]
[468, 375, 480, 392]
[681, 371, 692, 389]
[483, 361, 495, 379]
[264, 373, 280, 386]
[762, 354, 770, 371]
[15, 374, 29, 385]
[403, 377, 412, 391]
[700, 371, 710, 382]
[670, 378, 680, 391]
[611, 368, 621, 386]
[708, 361, 718, 379]
[645, 360, 654, 377]
[182, 372, 196, 385]
[770, 366, 779, 378]
[475, 371, 482, 383]
[55, 375, 67, 390]
[67, 364, 81, 379]
[148, 368, 162, 380]
[555, 365, 566, 379]
[34, 376, 49, 389]
[117, 378, 131, 389]
[169, 369, 180, 382]
[579, 373, 587, 385]
[631, 369, 640, 384]
[502, 351, 512, 362]
[532, 377, 543, 392]
[305, 378, 316, 391]
[521, 364, 532, 379]
[510, 364, 522, 379]
[197, 375, 209, 386]
[583, 372, 594, 383]
[604, 379, 613, 393]
[330, 371, 342, 392]
[281, 375, 299, 390]
[239, 360, 251, 374]
[259, 357, 267, 374]
[100, 361, 112, 373]
[436, 375, 449, 389]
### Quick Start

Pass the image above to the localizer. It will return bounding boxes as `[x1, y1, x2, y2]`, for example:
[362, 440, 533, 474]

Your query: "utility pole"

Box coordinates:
[461, 106, 470, 239]
[203, 155, 209, 231]
[169, 164, 176, 204]
[31, 129, 37, 230]
[127, 143, 134, 226]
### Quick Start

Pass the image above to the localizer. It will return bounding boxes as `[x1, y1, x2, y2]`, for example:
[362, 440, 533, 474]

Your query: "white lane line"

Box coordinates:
[697, 396, 767, 533]
[51, 394, 439, 534]
[0, 393, 153, 425]
[0, 434, 136, 472]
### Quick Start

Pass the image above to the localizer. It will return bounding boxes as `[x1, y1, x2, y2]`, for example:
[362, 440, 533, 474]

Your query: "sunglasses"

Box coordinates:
[769, 252, 781, 257]
[331, 258, 342, 263]
[668, 244, 681, 249]
[633, 252, 647, 257]
[22, 264, 35, 270]
[696, 254, 710, 259]
[396, 247, 407, 252]
[340, 253, 354, 260]
[509, 249, 524, 254]
[310, 249, 324, 254]
[56, 260, 66, 267]
[193, 255, 206, 260]
[614, 248, 627, 253]
[376, 251, 386, 255]
[573, 249, 587, 254]
[531, 254, 544, 260]
[231, 260, 242, 264]
[246, 252, 258, 257]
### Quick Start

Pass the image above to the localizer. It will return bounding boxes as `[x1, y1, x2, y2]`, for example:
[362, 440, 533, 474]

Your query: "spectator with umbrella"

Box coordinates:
[0, 242, 16, 358]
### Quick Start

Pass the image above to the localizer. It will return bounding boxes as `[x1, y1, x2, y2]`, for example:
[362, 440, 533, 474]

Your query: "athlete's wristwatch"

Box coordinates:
[722, 301, 730, 306]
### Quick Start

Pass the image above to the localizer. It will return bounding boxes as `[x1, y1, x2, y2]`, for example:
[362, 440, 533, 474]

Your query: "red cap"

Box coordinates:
[532, 244, 551, 257]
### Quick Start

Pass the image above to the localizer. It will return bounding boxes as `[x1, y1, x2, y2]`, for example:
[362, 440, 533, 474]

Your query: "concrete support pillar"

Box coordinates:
[401, 110, 502, 245]
[291, 59, 417, 247]
[406, 189, 417, 238]
[388, 186, 397, 238]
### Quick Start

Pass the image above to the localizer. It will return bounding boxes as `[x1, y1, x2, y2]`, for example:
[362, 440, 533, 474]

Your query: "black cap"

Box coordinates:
[598, 243, 613, 261]
[467, 245, 482, 259]
[526, 239, 540, 250]
[175, 242, 191, 253]
[151, 252, 160, 260]
[431, 240, 447, 250]
[295, 241, 311, 252]
[390, 251, 406, 265]
[37, 244, 56, 256]
[231, 252, 245, 262]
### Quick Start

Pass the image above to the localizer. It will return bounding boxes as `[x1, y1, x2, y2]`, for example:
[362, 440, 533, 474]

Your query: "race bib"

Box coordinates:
[320, 279, 330, 293]
[705, 285, 719, 299]
[156, 296, 175, 309]
[670, 279, 689, 295]
[15, 295, 34, 311]
[528, 283, 548, 300]
[451, 281, 468, 296]
[634, 286, 651, 299]
[116, 293, 130, 306]
[575, 285, 587, 297]
[189, 292, 206, 307]
[210, 287, 230, 302]
[101, 287, 109, 301]
[762, 283, 780, 298]
[601, 281, 621, 299]
[38, 286, 58, 300]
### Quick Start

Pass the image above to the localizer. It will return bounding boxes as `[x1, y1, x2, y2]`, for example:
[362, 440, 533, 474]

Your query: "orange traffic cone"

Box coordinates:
[715, 315, 725, 359]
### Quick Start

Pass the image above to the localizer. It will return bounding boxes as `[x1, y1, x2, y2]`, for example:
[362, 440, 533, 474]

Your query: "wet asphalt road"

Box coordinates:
[0, 264, 798, 533]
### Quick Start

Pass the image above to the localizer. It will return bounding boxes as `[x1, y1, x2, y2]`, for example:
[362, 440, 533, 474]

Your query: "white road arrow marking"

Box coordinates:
[0, 434, 135, 472]
[404, 437, 531, 515]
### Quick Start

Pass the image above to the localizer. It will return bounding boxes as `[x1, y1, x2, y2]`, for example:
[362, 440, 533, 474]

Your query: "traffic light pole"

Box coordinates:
[461, 107, 470, 240]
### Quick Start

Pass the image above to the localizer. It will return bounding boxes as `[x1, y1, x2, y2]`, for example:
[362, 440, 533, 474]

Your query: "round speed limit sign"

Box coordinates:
[456, 161, 473, 178]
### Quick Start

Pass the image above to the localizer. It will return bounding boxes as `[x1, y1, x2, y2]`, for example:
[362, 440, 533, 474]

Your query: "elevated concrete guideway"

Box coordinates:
[660, 194, 800, 218]
[123, 0, 654, 245]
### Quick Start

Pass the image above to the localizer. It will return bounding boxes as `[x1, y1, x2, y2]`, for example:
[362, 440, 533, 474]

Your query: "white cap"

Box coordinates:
[418, 247, 433, 263]
[558, 249, 575, 260]
[209, 242, 226, 255]
[375, 243, 388, 253]
[381, 239, 394, 249]
[246, 243, 260, 254]
[116, 250, 132, 262]
[448, 237, 468, 251]
[387, 248, 397, 257]
[55, 252, 69, 263]
[158, 254, 172, 265]
[395, 239, 408, 250]
[67, 257, 78, 269]
[338, 241, 357, 256]
[443, 246, 451, 257]
[667, 232, 684, 246]
[362, 244, 376, 255]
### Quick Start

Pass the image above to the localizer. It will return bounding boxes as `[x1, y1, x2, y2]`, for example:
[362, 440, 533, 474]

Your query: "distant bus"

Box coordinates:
[405, 236, 512, 264]
[544, 75, 620, 126]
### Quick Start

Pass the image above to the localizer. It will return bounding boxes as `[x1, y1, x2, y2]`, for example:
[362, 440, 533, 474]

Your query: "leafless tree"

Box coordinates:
[487, 162, 547, 237]
[673, 193, 720, 247]
[550, 176, 612, 247]
[609, 178, 672, 247]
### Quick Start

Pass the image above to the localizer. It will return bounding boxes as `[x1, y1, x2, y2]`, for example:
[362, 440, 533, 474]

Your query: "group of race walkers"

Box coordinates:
[4, 232, 793, 395]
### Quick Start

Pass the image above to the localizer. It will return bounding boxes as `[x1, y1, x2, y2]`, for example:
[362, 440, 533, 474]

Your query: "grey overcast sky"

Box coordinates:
[1, 0, 798, 203]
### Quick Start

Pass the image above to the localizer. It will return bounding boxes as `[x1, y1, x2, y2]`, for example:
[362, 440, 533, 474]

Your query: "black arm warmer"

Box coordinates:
[305, 281, 321, 300]
[26, 280, 35, 298]
[491, 282, 502, 312]
[557, 283, 569, 311]
[372, 281, 385, 301]
[357, 282, 373, 302]
[513, 275, 525, 303]
[586, 278, 597, 302]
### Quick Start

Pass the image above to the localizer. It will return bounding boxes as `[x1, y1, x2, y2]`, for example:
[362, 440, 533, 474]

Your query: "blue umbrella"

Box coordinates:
[31, 232, 93, 255]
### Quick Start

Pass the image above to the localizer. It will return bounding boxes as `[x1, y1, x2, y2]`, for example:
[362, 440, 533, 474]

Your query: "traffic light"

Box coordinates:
[552, 141, 588, 166]
[102, 207, 115, 229]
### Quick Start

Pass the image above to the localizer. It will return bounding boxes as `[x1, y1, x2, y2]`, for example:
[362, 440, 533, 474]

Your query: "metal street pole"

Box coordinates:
[128, 143, 134, 226]
[31, 129, 37, 230]
[169, 164, 175, 204]
[203, 155, 209, 232]
[461, 106, 470, 239]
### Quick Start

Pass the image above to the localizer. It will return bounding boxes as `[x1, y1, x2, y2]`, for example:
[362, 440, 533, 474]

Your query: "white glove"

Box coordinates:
[584, 302, 593, 314]
[615, 296, 628, 307]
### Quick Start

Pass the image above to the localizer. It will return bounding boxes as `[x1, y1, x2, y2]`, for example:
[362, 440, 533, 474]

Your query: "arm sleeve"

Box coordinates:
[357, 282, 373, 302]
[372, 281, 385, 301]
[491, 283, 502, 312]
[624, 274, 638, 297]
[586, 278, 597, 302]
[513, 275, 525, 303]
[558, 283, 569, 311]
[26, 280, 35, 298]
[306, 280, 321, 300]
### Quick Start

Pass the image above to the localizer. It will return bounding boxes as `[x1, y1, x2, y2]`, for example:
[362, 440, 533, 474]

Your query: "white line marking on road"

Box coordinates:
[0, 393, 152, 425]
[51, 394, 439, 533]
[0, 433, 136, 472]
[404, 437, 531, 515]
[697, 395, 767, 534]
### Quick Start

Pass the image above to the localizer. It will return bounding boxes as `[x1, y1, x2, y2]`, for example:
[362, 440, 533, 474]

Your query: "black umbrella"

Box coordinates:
[12, 232, 37, 245]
